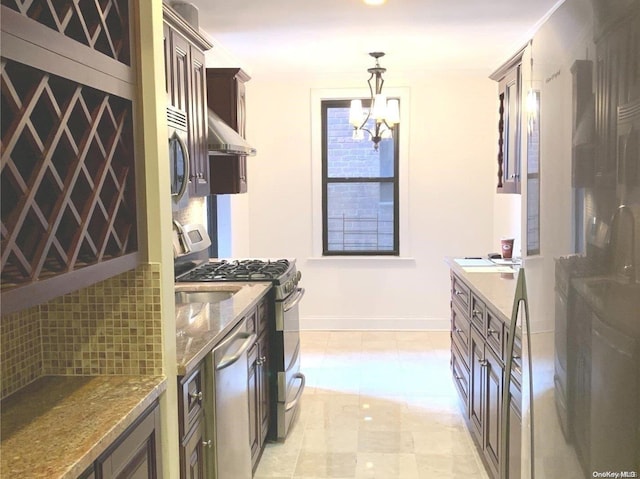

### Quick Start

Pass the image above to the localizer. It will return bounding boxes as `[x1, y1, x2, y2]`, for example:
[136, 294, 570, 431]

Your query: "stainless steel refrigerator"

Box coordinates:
[508, 0, 640, 477]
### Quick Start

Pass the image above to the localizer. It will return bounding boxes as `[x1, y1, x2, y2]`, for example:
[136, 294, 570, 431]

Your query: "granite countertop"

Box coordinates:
[1, 375, 166, 479]
[446, 257, 520, 324]
[174, 282, 272, 376]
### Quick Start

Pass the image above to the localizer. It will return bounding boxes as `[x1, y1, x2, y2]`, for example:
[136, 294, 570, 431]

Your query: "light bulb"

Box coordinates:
[386, 99, 399, 125]
[349, 99, 364, 126]
[372, 94, 387, 120]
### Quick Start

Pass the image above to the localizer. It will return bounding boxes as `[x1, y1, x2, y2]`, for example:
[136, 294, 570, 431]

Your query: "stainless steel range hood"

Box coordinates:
[207, 108, 257, 156]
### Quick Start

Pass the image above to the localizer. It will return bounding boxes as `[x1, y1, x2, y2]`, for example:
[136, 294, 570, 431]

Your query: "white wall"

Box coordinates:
[231, 68, 498, 330]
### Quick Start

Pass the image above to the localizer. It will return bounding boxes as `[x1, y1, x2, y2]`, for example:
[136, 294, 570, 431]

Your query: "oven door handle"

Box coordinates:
[284, 287, 305, 313]
[216, 332, 256, 370]
[284, 373, 306, 411]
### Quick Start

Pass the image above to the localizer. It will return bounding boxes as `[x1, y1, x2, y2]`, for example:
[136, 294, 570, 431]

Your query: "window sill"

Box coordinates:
[306, 256, 416, 263]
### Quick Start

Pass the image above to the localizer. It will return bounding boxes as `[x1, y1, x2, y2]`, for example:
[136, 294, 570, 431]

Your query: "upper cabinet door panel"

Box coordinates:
[170, 32, 190, 115]
[491, 48, 524, 195]
[163, 6, 212, 198]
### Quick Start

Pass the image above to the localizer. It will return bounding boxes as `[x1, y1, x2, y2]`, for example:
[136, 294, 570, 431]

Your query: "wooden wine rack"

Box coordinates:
[1, 1, 138, 313]
[1, 0, 130, 65]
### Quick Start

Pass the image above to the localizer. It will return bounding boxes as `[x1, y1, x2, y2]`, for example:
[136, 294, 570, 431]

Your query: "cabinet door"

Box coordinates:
[469, 327, 485, 446]
[497, 65, 522, 194]
[170, 31, 190, 115]
[181, 418, 206, 479]
[248, 341, 261, 467]
[484, 345, 503, 478]
[188, 45, 209, 196]
[507, 380, 522, 479]
[258, 329, 270, 447]
[97, 404, 162, 479]
[163, 23, 171, 98]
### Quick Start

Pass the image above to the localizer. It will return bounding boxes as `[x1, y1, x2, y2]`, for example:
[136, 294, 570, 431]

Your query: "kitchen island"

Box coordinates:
[446, 257, 522, 479]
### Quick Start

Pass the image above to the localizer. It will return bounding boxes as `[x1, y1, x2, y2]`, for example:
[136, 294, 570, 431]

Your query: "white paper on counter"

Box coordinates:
[454, 258, 495, 267]
[462, 266, 516, 273]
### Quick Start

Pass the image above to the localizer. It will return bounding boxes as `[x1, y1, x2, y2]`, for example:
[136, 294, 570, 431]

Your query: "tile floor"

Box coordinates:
[254, 331, 490, 479]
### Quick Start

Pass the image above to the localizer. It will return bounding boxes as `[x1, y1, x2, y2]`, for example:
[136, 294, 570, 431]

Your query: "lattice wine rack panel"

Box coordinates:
[1, 0, 130, 65]
[1, 58, 138, 289]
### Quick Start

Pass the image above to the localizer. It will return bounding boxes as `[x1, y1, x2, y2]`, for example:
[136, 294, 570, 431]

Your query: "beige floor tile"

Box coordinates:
[293, 451, 357, 478]
[255, 331, 489, 479]
[415, 453, 488, 478]
[355, 453, 419, 479]
[301, 428, 359, 453]
[357, 430, 415, 454]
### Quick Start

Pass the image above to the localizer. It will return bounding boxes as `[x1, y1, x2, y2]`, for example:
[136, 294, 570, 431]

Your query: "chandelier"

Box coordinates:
[349, 52, 400, 150]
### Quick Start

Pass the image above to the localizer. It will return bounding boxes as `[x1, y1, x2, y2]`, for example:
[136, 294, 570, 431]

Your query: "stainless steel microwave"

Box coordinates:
[167, 105, 189, 209]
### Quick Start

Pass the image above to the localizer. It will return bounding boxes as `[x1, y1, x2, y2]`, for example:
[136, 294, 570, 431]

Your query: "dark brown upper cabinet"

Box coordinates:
[491, 48, 525, 194]
[0, 1, 140, 314]
[163, 4, 213, 198]
[206, 68, 251, 194]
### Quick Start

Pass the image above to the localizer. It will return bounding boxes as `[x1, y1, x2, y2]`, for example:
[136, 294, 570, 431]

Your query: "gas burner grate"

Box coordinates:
[179, 259, 290, 282]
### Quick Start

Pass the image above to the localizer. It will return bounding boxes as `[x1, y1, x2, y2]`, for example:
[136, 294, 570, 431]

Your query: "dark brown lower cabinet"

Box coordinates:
[248, 298, 271, 471]
[484, 345, 503, 478]
[84, 402, 162, 479]
[248, 340, 261, 463]
[181, 417, 206, 479]
[507, 379, 522, 479]
[178, 364, 209, 478]
[450, 270, 520, 479]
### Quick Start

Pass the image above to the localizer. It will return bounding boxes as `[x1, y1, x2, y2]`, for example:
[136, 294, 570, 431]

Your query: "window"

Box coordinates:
[526, 91, 540, 256]
[321, 99, 399, 255]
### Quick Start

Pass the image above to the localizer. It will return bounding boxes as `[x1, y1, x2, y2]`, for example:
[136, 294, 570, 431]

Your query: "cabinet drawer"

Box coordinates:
[451, 301, 471, 367]
[470, 294, 486, 332]
[179, 364, 204, 439]
[451, 341, 470, 411]
[451, 273, 470, 312]
[485, 309, 504, 359]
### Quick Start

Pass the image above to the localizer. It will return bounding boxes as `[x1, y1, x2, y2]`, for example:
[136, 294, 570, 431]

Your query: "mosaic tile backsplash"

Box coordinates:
[0, 307, 42, 399]
[1, 263, 163, 399]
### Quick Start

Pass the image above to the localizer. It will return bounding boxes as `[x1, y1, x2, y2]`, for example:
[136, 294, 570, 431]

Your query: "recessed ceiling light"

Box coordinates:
[363, 0, 386, 5]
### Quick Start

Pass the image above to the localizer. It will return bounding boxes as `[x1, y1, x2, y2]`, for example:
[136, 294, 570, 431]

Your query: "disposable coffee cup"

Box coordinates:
[501, 238, 515, 259]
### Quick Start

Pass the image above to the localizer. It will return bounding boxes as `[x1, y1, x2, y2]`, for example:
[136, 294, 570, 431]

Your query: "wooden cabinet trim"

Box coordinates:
[162, 4, 213, 52]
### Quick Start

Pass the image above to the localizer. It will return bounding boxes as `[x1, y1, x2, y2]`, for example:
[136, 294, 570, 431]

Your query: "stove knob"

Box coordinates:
[296, 271, 302, 283]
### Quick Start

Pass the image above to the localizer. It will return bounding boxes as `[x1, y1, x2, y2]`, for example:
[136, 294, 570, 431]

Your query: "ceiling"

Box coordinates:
[182, 0, 564, 76]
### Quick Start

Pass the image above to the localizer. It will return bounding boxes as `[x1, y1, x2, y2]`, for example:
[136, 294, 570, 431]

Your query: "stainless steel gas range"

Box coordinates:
[174, 227, 306, 442]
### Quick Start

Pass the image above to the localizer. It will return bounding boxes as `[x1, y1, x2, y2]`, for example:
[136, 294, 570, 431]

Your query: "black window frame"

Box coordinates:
[321, 99, 400, 256]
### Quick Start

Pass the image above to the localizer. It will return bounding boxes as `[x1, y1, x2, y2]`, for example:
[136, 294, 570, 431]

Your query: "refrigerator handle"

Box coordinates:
[501, 268, 535, 479]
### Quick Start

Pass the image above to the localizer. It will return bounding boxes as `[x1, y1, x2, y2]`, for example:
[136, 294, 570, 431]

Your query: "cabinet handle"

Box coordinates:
[256, 358, 263, 366]
[202, 439, 212, 448]
[260, 355, 267, 363]
[454, 290, 465, 296]
[487, 328, 497, 336]
[189, 391, 203, 401]
[455, 375, 463, 380]
[472, 309, 482, 317]
[478, 359, 488, 367]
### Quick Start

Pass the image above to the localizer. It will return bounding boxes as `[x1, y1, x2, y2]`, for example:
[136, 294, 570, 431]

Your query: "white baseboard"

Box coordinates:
[300, 316, 450, 331]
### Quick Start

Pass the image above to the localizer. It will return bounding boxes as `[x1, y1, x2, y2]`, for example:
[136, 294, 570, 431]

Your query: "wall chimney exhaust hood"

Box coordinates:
[207, 108, 257, 156]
